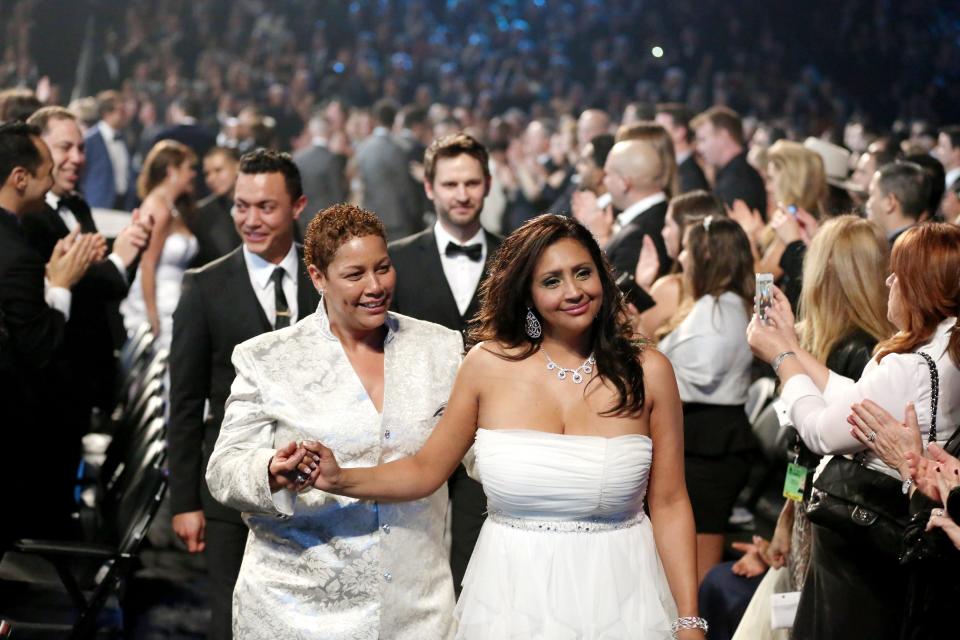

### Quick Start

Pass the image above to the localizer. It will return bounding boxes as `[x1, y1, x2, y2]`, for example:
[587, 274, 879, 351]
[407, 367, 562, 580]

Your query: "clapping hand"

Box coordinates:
[770, 205, 819, 246]
[907, 443, 960, 503]
[46, 228, 98, 288]
[113, 208, 153, 268]
[726, 199, 764, 242]
[634, 234, 661, 290]
[848, 400, 922, 476]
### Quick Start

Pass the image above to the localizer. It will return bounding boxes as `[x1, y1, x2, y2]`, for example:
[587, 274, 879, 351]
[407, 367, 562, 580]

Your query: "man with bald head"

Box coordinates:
[602, 138, 671, 280]
[577, 109, 611, 148]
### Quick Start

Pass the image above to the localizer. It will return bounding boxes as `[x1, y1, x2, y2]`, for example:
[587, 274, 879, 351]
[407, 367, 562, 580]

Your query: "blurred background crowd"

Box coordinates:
[2, 0, 960, 638]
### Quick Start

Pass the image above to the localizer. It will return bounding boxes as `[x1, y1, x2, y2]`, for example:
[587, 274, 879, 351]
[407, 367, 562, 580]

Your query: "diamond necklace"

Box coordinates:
[542, 349, 596, 384]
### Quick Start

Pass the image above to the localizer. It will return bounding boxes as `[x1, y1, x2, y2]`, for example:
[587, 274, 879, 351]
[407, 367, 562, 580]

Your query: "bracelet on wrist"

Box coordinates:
[772, 350, 797, 375]
[672, 616, 708, 637]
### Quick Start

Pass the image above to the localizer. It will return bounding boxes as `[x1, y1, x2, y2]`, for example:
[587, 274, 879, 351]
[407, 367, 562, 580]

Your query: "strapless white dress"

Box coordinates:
[454, 429, 678, 639]
[121, 232, 198, 351]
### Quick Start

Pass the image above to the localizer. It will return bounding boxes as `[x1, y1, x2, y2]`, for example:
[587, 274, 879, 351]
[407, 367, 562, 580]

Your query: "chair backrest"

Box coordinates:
[102, 403, 165, 495]
[745, 377, 778, 425]
[117, 323, 154, 378]
[104, 440, 167, 549]
[122, 349, 167, 409]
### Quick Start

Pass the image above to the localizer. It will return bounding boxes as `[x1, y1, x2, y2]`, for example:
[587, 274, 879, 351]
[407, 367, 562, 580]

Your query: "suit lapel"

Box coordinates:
[225, 248, 272, 333]
[42, 205, 71, 238]
[419, 230, 462, 324]
[463, 230, 501, 323]
[68, 198, 98, 234]
[295, 246, 320, 319]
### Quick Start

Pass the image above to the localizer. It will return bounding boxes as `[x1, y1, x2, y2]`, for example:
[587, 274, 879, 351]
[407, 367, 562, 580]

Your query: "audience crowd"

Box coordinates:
[1, 1, 960, 638]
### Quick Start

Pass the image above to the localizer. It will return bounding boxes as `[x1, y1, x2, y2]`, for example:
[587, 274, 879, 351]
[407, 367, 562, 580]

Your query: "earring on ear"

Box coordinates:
[524, 307, 542, 339]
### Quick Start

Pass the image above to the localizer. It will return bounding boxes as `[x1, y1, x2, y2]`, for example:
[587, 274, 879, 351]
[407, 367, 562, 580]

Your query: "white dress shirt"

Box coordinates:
[242, 244, 300, 328]
[614, 191, 667, 233]
[945, 167, 960, 190]
[781, 317, 960, 477]
[659, 292, 753, 405]
[97, 120, 130, 196]
[434, 221, 486, 316]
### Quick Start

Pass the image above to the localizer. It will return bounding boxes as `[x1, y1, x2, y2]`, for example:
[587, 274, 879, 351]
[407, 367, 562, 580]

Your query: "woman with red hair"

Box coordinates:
[747, 222, 960, 640]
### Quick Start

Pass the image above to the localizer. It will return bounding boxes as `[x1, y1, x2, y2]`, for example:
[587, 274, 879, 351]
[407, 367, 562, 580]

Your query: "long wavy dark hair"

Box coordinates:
[468, 214, 646, 416]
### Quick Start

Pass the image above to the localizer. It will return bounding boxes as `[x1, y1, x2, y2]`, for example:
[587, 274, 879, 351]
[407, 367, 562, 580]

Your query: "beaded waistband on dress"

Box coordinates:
[487, 509, 645, 532]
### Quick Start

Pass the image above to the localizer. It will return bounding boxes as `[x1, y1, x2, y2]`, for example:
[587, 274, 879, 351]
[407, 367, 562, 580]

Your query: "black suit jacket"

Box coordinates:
[20, 198, 130, 411]
[714, 152, 767, 218]
[389, 227, 502, 332]
[0, 210, 73, 544]
[604, 200, 670, 313]
[167, 246, 320, 523]
[189, 192, 241, 268]
[678, 154, 710, 194]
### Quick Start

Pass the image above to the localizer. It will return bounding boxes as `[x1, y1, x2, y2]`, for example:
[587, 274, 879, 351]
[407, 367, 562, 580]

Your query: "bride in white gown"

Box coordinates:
[121, 140, 198, 351]
[298, 215, 706, 639]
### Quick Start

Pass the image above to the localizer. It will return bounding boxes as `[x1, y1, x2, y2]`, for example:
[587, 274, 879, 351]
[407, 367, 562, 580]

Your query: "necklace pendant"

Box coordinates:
[572, 372, 583, 384]
[557, 370, 567, 380]
[546, 362, 556, 370]
[582, 365, 593, 374]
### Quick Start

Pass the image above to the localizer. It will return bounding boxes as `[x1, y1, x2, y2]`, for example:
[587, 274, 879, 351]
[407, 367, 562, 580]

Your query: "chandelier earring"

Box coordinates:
[524, 307, 542, 339]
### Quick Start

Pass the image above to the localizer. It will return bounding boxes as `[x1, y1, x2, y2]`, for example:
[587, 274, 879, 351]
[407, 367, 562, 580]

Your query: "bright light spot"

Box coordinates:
[651, 46, 664, 58]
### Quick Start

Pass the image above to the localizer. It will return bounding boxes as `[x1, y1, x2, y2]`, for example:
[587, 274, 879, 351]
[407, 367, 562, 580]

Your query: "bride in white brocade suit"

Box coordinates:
[302, 215, 708, 640]
[206, 205, 461, 639]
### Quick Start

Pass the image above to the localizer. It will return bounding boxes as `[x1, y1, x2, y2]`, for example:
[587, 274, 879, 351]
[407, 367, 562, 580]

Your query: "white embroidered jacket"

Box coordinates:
[206, 303, 463, 639]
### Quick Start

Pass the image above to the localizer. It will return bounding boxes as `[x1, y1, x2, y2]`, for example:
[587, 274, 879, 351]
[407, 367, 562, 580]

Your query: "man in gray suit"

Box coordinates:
[354, 99, 422, 239]
[293, 109, 347, 235]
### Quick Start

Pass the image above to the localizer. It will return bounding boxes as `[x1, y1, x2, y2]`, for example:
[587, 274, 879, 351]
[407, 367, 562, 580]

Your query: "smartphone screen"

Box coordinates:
[755, 273, 774, 321]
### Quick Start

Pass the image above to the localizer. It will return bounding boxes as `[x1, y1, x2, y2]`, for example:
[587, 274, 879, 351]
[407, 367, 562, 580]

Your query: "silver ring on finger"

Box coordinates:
[867, 431, 877, 443]
[933, 508, 945, 518]
[294, 471, 309, 484]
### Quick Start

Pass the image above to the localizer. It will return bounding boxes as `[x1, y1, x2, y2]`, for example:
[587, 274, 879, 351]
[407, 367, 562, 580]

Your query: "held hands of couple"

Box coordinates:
[267, 440, 342, 493]
[745, 284, 799, 363]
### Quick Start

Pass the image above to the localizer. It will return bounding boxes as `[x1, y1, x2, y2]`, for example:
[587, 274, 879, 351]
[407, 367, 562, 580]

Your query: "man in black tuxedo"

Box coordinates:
[168, 149, 320, 640]
[389, 132, 501, 594]
[656, 103, 710, 195]
[692, 106, 767, 218]
[0, 122, 98, 548]
[602, 139, 672, 288]
[190, 146, 241, 268]
[23, 107, 151, 420]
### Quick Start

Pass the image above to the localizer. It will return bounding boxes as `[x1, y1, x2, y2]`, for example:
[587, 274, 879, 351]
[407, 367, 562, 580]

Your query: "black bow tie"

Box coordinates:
[445, 241, 483, 262]
[58, 194, 85, 212]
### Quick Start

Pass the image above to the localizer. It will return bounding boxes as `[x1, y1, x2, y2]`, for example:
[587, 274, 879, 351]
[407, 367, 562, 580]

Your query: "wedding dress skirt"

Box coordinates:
[454, 429, 678, 639]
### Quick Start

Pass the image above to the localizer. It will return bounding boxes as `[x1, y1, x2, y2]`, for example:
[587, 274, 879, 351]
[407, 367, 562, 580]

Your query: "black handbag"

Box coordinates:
[806, 351, 940, 560]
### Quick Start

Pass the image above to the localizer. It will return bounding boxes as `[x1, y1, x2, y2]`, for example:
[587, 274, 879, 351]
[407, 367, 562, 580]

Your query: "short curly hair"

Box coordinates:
[304, 203, 386, 273]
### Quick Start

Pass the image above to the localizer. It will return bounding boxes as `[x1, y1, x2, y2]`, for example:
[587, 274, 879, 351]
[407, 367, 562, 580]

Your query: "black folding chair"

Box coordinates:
[4, 445, 168, 639]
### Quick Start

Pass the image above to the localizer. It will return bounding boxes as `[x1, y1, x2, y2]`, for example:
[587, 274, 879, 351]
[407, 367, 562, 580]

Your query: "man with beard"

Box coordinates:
[388, 132, 501, 594]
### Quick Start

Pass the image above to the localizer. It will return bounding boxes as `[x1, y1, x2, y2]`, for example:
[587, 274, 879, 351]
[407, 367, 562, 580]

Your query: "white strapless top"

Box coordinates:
[473, 429, 652, 521]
